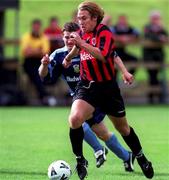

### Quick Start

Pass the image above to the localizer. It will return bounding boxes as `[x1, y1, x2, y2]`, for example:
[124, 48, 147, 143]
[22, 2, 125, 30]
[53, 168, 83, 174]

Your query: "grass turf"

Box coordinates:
[0, 106, 169, 180]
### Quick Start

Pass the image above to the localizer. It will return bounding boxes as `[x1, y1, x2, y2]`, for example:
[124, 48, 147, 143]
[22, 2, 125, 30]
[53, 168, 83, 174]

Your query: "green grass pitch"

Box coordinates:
[0, 106, 168, 179]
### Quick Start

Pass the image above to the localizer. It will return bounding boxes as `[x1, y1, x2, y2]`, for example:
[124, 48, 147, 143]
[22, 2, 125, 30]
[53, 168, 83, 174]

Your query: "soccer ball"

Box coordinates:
[48, 160, 72, 180]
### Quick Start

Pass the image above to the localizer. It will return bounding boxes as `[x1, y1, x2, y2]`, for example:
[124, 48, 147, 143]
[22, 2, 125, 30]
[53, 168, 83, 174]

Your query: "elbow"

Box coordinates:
[100, 53, 106, 62]
[96, 49, 106, 62]
[38, 70, 45, 79]
[38, 67, 42, 76]
[96, 54, 106, 62]
[38, 72, 43, 79]
[101, 56, 106, 62]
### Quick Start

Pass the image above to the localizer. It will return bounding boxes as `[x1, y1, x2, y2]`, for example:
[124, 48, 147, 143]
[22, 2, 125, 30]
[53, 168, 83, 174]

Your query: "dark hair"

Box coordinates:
[62, 22, 80, 32]
[50, 16, 58, 23]
[32, 19, 41, 25]
[78, 1, 104, 24]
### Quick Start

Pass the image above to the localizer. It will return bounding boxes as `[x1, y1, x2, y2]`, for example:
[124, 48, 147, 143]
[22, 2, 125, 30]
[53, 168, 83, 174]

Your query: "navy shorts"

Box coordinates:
[73, 79, 126, 117]
[86, 108, 106, 127]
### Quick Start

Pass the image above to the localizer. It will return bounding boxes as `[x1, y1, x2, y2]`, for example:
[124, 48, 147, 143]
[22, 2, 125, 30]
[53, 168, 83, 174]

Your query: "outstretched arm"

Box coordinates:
[114, 55, 134, 85]
[38, 54, 50, 78]
[68, 32, 106, 62]
[62, 45, 79, 68]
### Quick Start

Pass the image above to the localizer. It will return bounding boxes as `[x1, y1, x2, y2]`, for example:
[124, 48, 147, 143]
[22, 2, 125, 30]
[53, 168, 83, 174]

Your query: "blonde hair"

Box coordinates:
[78, 1, 104, 24]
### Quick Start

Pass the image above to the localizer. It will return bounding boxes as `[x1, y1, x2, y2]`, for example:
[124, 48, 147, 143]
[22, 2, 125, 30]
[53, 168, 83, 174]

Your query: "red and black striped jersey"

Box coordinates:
[80, 24, 116, 82]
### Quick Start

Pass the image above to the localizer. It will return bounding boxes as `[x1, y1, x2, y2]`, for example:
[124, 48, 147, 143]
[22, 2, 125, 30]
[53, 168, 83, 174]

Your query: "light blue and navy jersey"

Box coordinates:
[43, 46, 105, 124]
[43, 46, 80, 94]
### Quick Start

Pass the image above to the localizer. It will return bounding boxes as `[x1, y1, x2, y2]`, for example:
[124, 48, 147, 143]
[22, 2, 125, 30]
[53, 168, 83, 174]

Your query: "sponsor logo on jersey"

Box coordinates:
[66, 76, 80, 82]
[80, 52, 94, 61]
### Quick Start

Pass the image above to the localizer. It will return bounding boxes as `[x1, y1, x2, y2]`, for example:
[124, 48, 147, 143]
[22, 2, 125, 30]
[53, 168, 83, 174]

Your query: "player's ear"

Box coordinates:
[92, 15, 97, 23]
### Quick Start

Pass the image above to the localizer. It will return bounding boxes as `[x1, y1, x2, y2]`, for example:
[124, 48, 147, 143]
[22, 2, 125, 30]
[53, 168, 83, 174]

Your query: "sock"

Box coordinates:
[83, 122, 103, 152]
[136, 150, 148, 164]
[105, 133, 129, 161]
[69, 126, 84, 158]
[122, 126, 142, 156]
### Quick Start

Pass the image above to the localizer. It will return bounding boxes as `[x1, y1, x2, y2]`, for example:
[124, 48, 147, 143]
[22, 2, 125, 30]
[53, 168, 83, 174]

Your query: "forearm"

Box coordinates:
[80, 41, 106, 62]
[115, 55, 134, 84]
[114, 56, 128, 74]
[38, 64, 49, 78]
[65, 46, 79, 61]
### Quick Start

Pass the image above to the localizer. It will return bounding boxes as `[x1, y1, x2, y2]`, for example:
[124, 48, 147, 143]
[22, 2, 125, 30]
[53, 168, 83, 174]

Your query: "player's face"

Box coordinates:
[151, 16, 161, 25]
[77, 10, 97, 33]
[51, 20, 57, 29]
[63, 31, 75, 51]
[118, 16, 128, 26]
[32, 23, 41, 33]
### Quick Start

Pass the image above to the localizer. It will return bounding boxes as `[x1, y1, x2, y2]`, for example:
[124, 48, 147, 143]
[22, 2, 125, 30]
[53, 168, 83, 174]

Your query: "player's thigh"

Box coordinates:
[91, 121, 111, 141]
[69, 99, 95, 127]
[108, 115, 130, 136]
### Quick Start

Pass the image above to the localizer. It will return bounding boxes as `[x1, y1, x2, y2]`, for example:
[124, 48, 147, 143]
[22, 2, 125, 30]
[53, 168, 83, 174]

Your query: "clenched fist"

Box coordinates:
[41, 54, 50, 66]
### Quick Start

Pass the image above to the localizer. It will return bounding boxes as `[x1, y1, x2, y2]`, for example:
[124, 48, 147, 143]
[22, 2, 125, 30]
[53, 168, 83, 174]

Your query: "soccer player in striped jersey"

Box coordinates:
[63, 1, 154, 180]
[39, 22, 135, 177]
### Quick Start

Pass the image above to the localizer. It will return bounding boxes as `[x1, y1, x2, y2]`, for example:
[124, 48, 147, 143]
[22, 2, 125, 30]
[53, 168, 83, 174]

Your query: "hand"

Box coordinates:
[122, 71, 134, 85]
[62, 58, 72, 68]
[41, 54, 50, 66]
[159, 35, 168, 43]
[70, 32, 82, 47]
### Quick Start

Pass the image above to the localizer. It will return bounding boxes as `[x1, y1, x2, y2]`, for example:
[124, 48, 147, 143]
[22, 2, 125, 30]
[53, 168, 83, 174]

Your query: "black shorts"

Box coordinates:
[73, 79, 126, 117]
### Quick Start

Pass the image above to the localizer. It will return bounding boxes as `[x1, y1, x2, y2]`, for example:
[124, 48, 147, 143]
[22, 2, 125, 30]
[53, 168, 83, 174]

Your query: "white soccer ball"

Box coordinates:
[48, 160, 72, 180]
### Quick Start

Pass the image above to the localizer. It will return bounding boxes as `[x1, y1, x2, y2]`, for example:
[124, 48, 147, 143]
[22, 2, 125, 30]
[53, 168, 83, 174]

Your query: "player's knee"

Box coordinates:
[69, 113, 83, 129]
[116, 126, 130, 136]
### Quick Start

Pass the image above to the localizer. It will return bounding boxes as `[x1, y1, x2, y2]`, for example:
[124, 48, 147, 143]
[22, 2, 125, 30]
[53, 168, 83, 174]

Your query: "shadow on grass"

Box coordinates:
[1, 169, 169, 178]
[114, 171, 169, 177]
[0, 169, 46, 176]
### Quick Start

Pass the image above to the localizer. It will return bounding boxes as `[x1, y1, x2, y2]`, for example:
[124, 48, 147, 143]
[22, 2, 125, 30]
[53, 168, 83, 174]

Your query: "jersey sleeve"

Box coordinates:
[96, 26, 115, 60]
[43, 51, 62, 84]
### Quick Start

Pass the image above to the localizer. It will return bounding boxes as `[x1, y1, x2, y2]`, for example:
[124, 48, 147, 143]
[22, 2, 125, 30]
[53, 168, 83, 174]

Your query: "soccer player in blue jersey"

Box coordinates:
[39, 22, 135, 175]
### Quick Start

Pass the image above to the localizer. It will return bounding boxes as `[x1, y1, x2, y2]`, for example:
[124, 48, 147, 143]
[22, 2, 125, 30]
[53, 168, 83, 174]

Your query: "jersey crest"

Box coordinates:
[73, 64, 80, 73]
[91, 37, 96, 46]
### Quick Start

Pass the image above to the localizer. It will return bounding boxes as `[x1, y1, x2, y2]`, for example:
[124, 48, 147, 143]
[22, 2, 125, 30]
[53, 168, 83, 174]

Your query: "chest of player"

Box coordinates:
[80, 33, 97, 61]
[114, 25, 133, 35]
[146, 24, 166, 35]
[63, 59, 80, 78]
